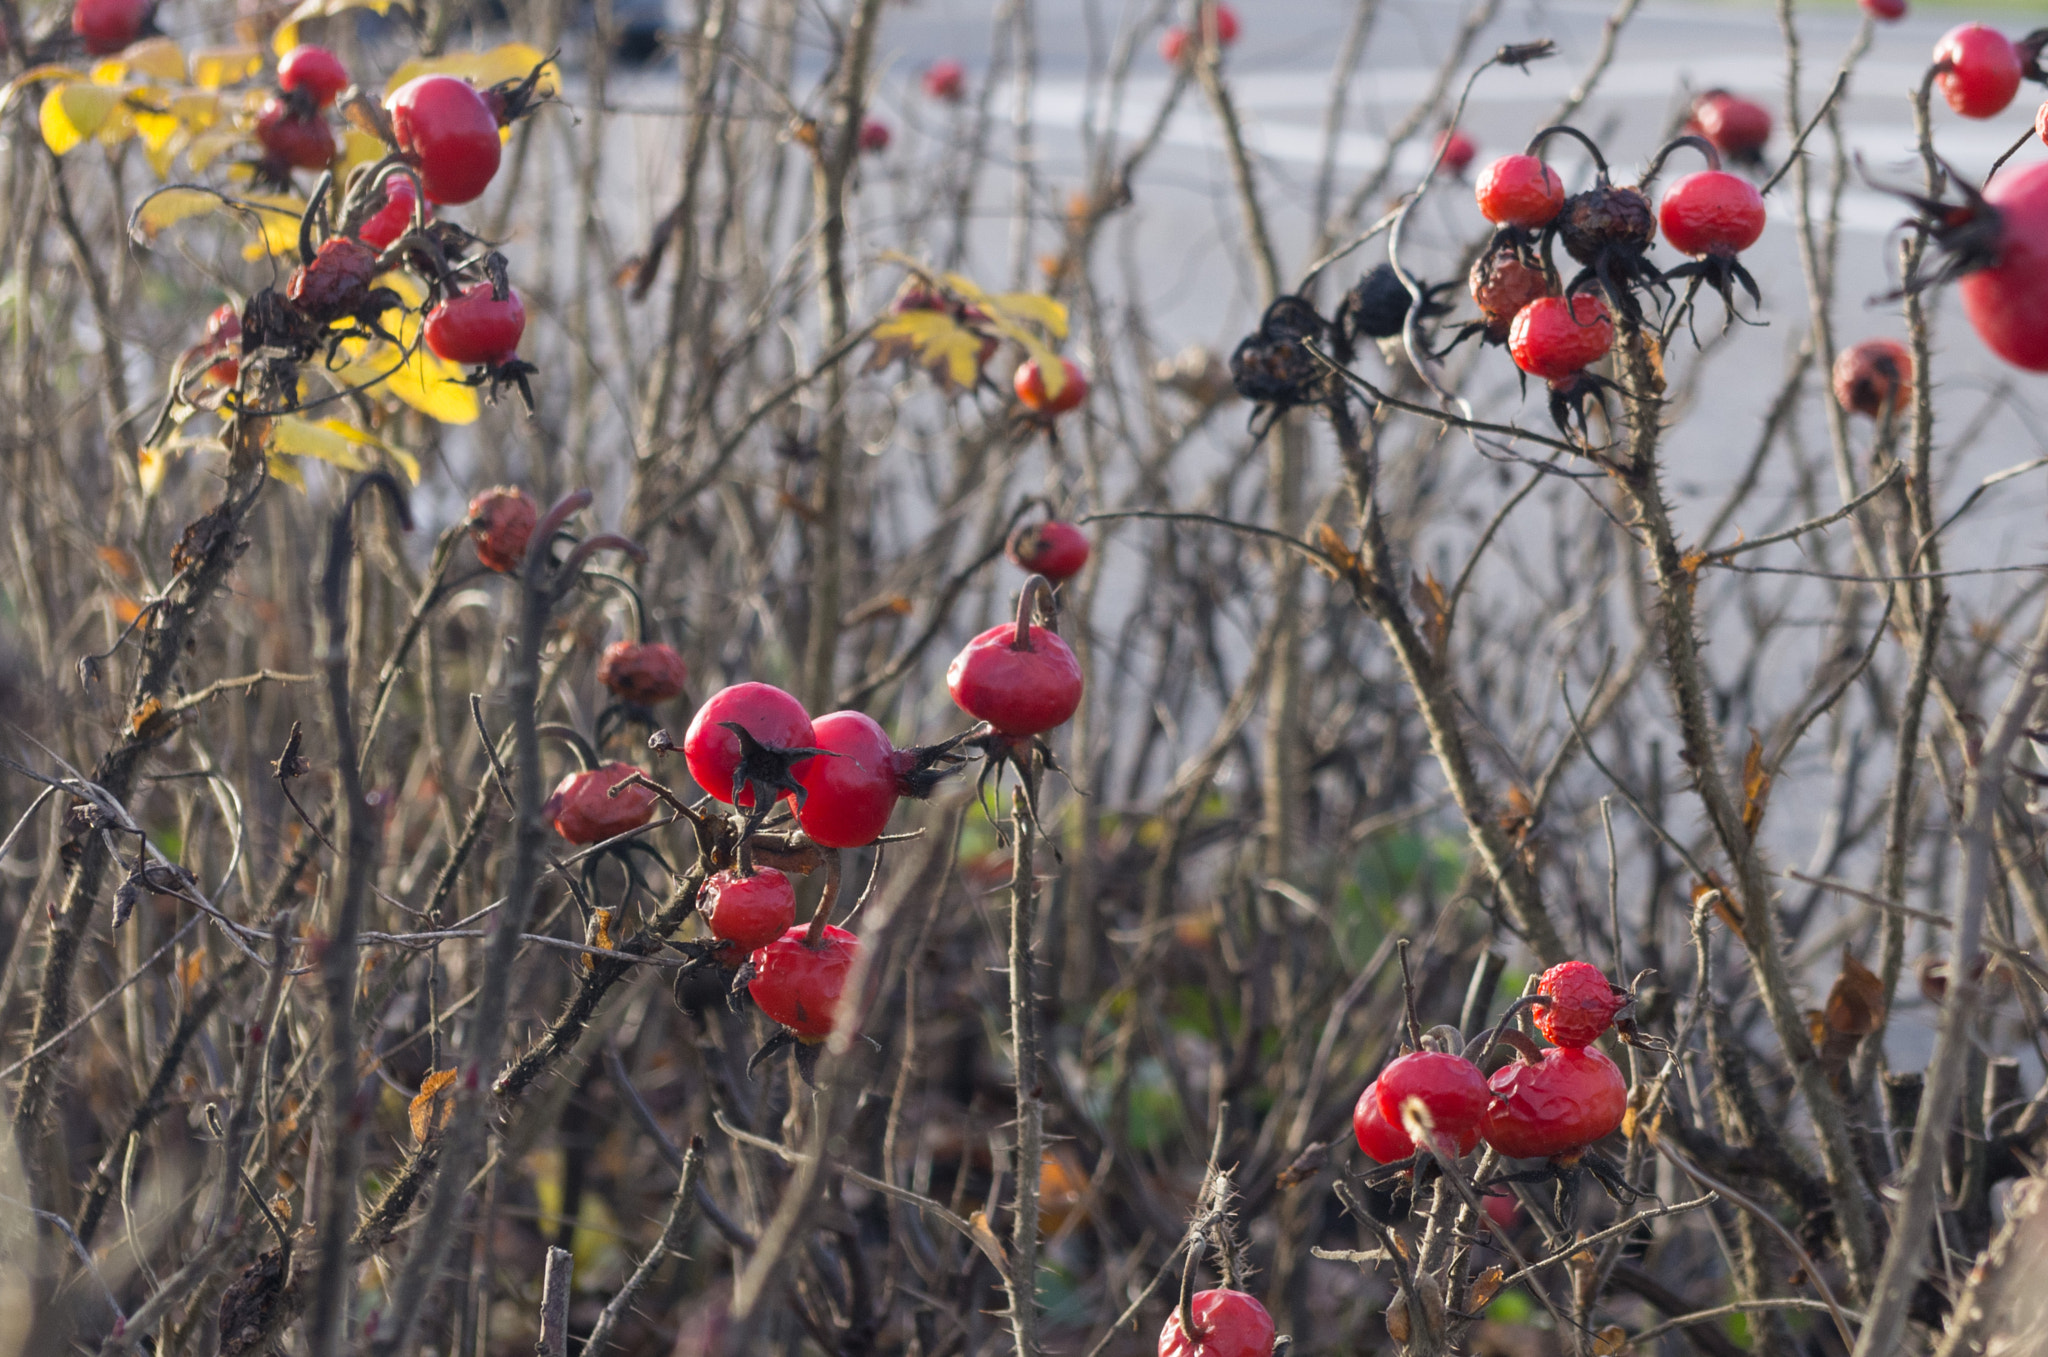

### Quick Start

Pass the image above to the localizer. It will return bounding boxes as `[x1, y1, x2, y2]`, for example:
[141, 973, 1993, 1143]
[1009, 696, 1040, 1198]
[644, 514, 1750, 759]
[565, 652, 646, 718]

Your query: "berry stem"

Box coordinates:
[1011, 573, 1056, 650]
[1641, 133, 1720, 186]
[535, 723, 600, 773]
[1398, 938, 1422, 1049]
[1004, 753, 1046, 1357]
[1524, 124, 1609, 177]
[802, 847, 842, 947]
[581, 565, 652, 641]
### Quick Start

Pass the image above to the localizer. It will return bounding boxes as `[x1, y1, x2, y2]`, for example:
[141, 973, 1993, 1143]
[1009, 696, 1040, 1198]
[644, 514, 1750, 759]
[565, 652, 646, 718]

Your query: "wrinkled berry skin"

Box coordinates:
[1832, 338, 1913, 418]
[1470, 246, 1555, 343]
[704, 867, 796, 956]
[749, 924, 860, 1039]
[288, 237, 380, 325]
[1934, 24, 2021, 120]
[788, 710, 901, 848]
[467, 486, 537, 572]
[1006, 521, 1091, 583]
[1558, 184, 1656, 267]
[1376, 1050, 1488, 1155]
[1959, 162, 2048, 371]
[545, 762, 656, 844]
[1534, 960, 1626, 1048]
[1353, 1078, 1415, 1163]
[1658, 171, 1766, 258]
[1474, 154, 1565, 229]
[683, 682, 815, 807]
[1509, 294, 1612, 383]
[598, 640, 688, 705]
[947, 624, 1083, 736]
[1156, 1288, 1273, 1357]
[1481, 1046, 1628, 1160]
[1340, 262, 1415, 342]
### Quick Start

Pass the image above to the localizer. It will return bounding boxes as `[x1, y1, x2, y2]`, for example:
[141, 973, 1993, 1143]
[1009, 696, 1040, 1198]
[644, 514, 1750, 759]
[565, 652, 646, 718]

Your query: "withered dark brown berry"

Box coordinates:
[1229, 295, 1328, 409]
[1558, 185, 1655, 267]
[1470, 245, 1557, 343]
[286, 238, 382, 326]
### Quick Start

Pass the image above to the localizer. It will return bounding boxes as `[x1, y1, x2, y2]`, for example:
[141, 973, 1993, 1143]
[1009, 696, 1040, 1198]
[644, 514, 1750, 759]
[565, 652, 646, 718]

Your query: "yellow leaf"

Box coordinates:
[409, 1068, 458, 1142]
[97, 104, 138, 147]
[185, 125, 243, 173]
[987, 290, 1069, 340]
[0, 65, 88, 116]
[265, 452, 306, 490]
[94, 38, 186, 85]
[277, 0, 409, 56]
[138, 444, 177, 496]
[869, 309, 991, 390]
[41, 82, 119, 155]
[191, 46, 265, 89]
[311, 417, 420, 483]
[384, 41, 555, 98]
[133, 108, 180, 152]
[270, 415, 378, 471]
[336, 127, 385, 181]
[168, 88, 221, 130]
[238, 193, 309, 258]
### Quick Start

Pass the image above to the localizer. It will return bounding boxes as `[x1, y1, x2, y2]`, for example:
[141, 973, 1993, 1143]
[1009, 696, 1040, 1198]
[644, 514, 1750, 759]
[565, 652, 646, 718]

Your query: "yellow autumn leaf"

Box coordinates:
[270, 415, 382, 472]
[870, 309, 991, 390]
[275, 0, 409, 56]
[0, 65, 88, 116]
[336, 128, 385, 181]
[987, 290, 1069, 340]
[97, 103, 139, 147]
[191, 46, 265, 89]
[93, 38, 186, 86]
[41, 82, 120, 155]
[137, 445, 173, 496]
[408, 1068, 458, 1142]
[168, 88, 221, 130]
[265, 452, 305, 490]
[384, 42, 555, 98]
[133, 108, 179, 151]
[239, 193, 309, 258]
[312, 416, 420, 482]
[185, 126, 243, 173]
[937, 271, 1068, 396]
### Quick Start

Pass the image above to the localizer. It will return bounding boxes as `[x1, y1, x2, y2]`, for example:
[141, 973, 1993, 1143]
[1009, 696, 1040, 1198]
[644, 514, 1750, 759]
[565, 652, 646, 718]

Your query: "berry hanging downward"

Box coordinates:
[1658, 161, 1767, 325]
[1533, 960, 1627, 1048]
[1933, 24, 2023, 120]
[683, 682, 817, 808]
[1375, 1049, 1489, 1156]
[1833, 338, 1913, 419]
[1508, 293, 1615, 437]
[545, 762, 656, 845]
[467, 486, 537, 572]
[946, 594, 1083, 738]
[1005, 519, 1090, 583]
[1156, 1288, 1274, 1357]
[704, 866, 796, 961]
[747, 924, 860, 1040]
[1480, 1044, 1627, 1161]
[598, 640, 689, 706]
[1475, 154, 1566, 232]
[1888, 160, 2048, 372]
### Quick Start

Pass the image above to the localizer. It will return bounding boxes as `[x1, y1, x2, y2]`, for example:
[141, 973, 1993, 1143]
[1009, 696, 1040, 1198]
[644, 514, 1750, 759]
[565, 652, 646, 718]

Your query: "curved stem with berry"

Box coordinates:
[1640, 132, 1721, 185]
[1523, 124, 1608, 177]
[1010, 572, 1057, 649]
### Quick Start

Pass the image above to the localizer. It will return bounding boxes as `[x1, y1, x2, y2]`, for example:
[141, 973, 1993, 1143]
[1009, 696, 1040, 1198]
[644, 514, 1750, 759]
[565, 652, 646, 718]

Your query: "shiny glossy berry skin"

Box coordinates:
[2038, 100, 2048, 148]
[201, 303, 241, 383]
[1658, 171, 1766, 258]
[704, 867, 796, 956]
[1960, 162, 2048, 371]
[387, 75, 502, 204]
[1481, 1046, 1627, 1160]
[1534, 960, 1626, 1048]
[1352, 1079, 1415, 1163]
[1006, 521, 1090, 583]
[256, 96, 336, 171]
[1375, 1050, 1489, 1155]
[357, 175, 420, 249]
[1014, 357, 1089, 416]
[1474, 155, 1565, 229]
[467, 486, 536, 572]
[788, 710, 902, 848]
[1832, 338, 1913, 417]
[1158, 5, 1238, 65]
[598, 640, 688, 705]
[287, 237, 379, 323]
[72, 0, 146, 55]
[544, 762, 656, 844]
[923, 59, 966, 101]
[858, 118, 891, 153]
[278, 45, 349, 107]
[1434, 129, 1476, 177]
[1860, 0, 1905, 19]
[1688, 92, 1771, 162]
[749, 924, 859, 1039]
[947, 624, 1083, 736]
[1509, 294, 1612, 383]
[424, 284, 525, 367]
[1157, 1288, 1273, 1357]
[1470, 245, 1555, 343]
[684, 682, 815, 806]
[1934, 25, 2022, 120]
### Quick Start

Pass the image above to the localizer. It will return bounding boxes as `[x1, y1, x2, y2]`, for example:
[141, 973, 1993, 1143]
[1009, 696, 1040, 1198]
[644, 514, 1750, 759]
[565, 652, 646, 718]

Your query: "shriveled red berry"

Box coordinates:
[424, 283, 525, 367]
[858, 118, 891, 153]
[1481, 1046, 1627, 1160]
[1005, 521, 1090, 582]
[598, 640, 688, 705]
[287, 237, 379, 324]
[387, 74, 502, 204]
[788, 710, 900, 849]
[1934, 24, 2022, 120]
[947, 623, 1083, 736]
[1474, 155, 1565, 229]
[1352, 1079, 1415, 1163]
[1533, 960, 1626, 1048]
[1688, 91, 1772, 163]
[1558, 184, 1655, 266]
[1434, 129, 1476, 177]
[256, 96, 336, 171]
[749, 924, 859, 1038]
[1860, 0, 1905, 19]
[1376, 1050, 1488, 1155]
[467, 486, 536, 572]
[1658, 170, 1766, 258]
[683, 682, 814, 807]
[72, 0, 146, 55]
[357, 174, 421, 250]
[1832, 338, 1913, 418]
[1469, 243, 1556, 342]
[278, 44, 349, 107]
[1014, 357, 1089, 416]
[1157, 1287, 1272, 1357]
[923, 59, 966, 102]
[1508, 294, 1612, 383]
[704, 867, 796, 957]
[544, 762, 656, 844]
[1959, 162, 2048, 371]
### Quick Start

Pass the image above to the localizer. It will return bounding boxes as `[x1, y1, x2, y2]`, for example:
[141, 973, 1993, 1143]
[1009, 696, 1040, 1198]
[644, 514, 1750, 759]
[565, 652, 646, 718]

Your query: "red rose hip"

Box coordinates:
[424, 283, 525, 367]
[1014, 357, 1089, 416]
[1658, 171, 1766, 258]
[467, 486, 536, 572]
[1688, 91, 1772, 163]
[704, 867, 796, 957]
[1860, 0, 1905, 20]
[1475, 154, 1565, 230]
[1832, 338, 1913, 417]
[1375, 1050, 1489, 1155]
[1533, 960, 1626, 1048]
[947, 620, 1083, 737]
[598, 640, 688, 705]
[256, 96, 337, 171]
[1508, 293, 1612, 382]
[1433, 129, 1477, 177]
[1156, 1287, 1273, 1357]
[1958, 162, 2048, 371]
[1353, 1079, 1416, 1163]
[788, 710, 902, 849]
[1480, 1046, 1627, 1160]
[356, 174, 421, 249]
[683, 682, 815, 806]
[1934, 25, 2022, 120]
[72, 0, 147, 55]
[545, 762, 656, 844]
[923, 59, 966, 102]
[1005, 521, 1090, 583]
[387, 74, 503, 204]
[749, 924, 860, 1039]
[278, 44, 349, 107]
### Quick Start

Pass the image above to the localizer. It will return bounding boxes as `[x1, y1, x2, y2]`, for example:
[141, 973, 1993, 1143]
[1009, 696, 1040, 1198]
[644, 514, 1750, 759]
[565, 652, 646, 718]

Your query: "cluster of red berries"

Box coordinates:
[1354, 961, 1630, 1166]
[1159, 4, 1239, 66]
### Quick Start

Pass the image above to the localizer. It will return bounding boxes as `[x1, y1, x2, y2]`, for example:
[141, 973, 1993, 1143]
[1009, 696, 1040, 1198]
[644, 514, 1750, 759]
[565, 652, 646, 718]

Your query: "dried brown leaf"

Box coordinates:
[409, 1068, 458, 1143]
